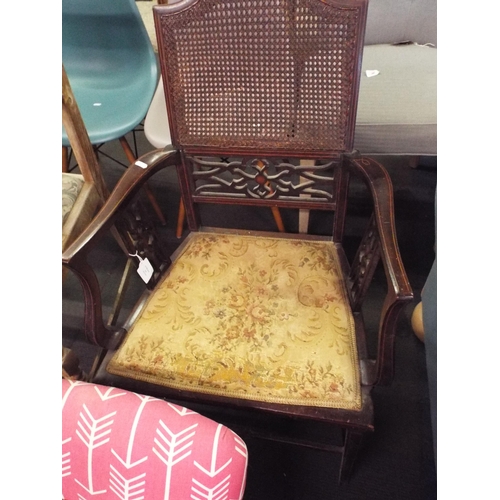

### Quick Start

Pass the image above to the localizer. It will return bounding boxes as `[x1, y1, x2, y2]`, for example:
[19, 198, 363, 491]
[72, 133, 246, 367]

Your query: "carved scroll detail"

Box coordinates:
[349, 214, 381, 311]
[189, 156, 336, 202]
[115, 200, 171, 289]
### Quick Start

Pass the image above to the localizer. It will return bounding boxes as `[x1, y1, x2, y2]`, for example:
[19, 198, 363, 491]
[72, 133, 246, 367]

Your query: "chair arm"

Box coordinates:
[62, 148, 180, 349]
[348, 156, 413, 386]
[63, 148, 180, 264]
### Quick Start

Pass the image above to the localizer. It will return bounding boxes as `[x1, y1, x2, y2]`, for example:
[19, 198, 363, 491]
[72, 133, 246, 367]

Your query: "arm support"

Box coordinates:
[62, 149, 180, 349]
[348, 156, 413, 386]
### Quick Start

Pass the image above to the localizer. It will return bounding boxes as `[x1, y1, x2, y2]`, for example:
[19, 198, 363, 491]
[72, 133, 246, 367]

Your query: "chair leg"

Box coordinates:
[175, 198, 284, 236]
[62, 146, 69, 173]
[107, 257, 135, 327]
[118, 136, 167, 226]
[271, 206, 285, 232]
[339, 429, 364, 483]
[176, 199, 186, 239]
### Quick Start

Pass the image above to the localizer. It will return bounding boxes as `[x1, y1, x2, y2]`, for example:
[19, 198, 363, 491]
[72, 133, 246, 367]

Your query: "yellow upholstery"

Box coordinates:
[108, 232, 361, 410]
[62, 173, 84, 225]
[62, 172, 101, 252]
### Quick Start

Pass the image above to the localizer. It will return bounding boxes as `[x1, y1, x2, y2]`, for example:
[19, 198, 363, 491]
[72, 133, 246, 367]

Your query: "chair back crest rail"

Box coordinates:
[154, 0, 368, 156]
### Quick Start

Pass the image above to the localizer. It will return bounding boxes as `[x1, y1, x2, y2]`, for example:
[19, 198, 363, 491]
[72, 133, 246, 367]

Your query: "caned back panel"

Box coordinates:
[154, 0, 368, 156]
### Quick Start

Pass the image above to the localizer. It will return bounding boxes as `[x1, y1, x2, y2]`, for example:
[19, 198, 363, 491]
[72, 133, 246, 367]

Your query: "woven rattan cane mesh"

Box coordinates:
[156, 0, 363, 153]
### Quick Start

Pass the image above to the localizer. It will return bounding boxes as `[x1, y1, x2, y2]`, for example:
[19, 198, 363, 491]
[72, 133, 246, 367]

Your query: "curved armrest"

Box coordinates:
[348, 156, 412, 299]
[63, 148, 180, 265]
[62, 148, 180, 349]
[348, 156, 413, 386]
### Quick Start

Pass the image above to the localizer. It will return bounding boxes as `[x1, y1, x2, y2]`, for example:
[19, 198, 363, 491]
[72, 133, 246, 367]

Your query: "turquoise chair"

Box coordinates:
[62, 0, 165, 223]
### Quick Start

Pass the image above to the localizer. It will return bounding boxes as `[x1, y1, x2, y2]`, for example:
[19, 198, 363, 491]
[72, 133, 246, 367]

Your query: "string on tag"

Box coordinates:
[129, 252, 153, 284]
[129, 251, 143, 261]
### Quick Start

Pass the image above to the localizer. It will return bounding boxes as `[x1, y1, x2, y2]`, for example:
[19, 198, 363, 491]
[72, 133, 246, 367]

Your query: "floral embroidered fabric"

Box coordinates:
[62, 173, 84, 225]
[108, 232, 361, 410]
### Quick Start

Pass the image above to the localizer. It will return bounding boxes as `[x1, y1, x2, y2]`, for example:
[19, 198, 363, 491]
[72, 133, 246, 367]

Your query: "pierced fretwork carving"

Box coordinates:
[189, 156, 337, 203]
[115, 200, 171, 290]
[349, 214, 381, 311]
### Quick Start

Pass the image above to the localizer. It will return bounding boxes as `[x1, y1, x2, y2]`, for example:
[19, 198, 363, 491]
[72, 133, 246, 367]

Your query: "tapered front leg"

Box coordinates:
[339, 429, 364, 483]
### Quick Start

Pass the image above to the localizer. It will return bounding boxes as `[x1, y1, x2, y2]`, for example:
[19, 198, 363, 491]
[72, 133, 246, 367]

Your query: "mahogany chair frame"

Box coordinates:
[62, 0, 413, 484]
[63, 65, 139, 326]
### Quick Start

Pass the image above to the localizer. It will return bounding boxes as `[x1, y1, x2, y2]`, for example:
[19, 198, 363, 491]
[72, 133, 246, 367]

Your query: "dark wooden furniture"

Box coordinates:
[62, 0, 412, 485]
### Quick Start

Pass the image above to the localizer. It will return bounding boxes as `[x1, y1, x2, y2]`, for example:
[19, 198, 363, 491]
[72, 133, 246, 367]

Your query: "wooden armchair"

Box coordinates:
[62, 0, 413, 485]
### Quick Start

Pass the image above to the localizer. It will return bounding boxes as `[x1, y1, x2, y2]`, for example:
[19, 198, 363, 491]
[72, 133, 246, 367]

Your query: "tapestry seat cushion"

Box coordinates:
[108, 232, 361, 410]
[62, 173, 84, 225]
[62, 379, 248, 500]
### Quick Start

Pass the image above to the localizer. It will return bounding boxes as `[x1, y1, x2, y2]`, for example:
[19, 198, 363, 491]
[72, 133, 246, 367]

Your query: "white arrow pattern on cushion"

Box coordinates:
[109, 395, 159, 499]
[62, 437, 72, 478]
[153, 421, 198, 500]
[232, 434, 248, 500]
[194, 425, 232, 478]
[191, 474, 231, 500]
[111, 395, 156, 468]
[233, 435, 247, 459]
[167, 403, 197, 416]
[62, 381, 87, 485]
[109, 466, 146, 500]
[94, 386, 127, 401]
[62, 380, 87, 410]
[191, 424, 233, 500]
[75, 404, 116, 495]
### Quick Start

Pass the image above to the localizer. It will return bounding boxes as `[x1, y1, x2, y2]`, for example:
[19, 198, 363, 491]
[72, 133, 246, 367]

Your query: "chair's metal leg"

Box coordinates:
[339, 429, 364, 483]
[62, 146, 69, 173]
[107, 257, 135, 327]
[118, 136, 167, 226]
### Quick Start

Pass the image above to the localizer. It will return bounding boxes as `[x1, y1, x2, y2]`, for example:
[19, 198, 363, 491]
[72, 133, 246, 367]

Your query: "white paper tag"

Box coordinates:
[365, 70, 380, 78]
[135, 160, 148, 169]
[137, 257, 154, 283]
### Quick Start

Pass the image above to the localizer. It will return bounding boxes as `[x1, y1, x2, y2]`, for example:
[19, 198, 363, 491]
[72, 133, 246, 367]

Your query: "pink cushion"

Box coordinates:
[62, 380, 248, 500]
